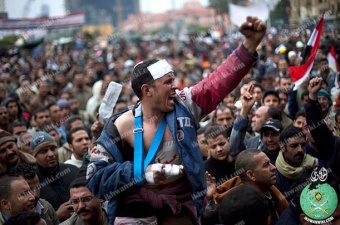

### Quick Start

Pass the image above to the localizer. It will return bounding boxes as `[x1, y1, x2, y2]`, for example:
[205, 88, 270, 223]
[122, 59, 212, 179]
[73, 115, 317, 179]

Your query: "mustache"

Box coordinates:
[77, 208, 91, 214]
[7, 152, 17, 160]
[294, 153, 304, 157]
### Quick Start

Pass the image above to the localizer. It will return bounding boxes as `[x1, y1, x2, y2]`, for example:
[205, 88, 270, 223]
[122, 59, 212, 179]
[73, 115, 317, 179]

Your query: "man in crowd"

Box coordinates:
[31, 131, 78, 221]
[59, 116, 86, 163]
[28, 107, 51, 135]
[31, 81, 56, 111]
[9, 164, 59, 224]
[305, 77, 340, 179]
[0, 177, 35, 224]
[8, 121, 27, 139]
[276, 126, 317, 195]
[65, 127, 91, 168]
[87, 16, 267, 224]
[3, 212, 46, 225]
[211, 105, 234, 129]
[0, 131, 36, 178]
[204, 125, 234, 184]
[214, 149, 288, 225]
[0, 106, 9, 131]
[60, 176, 108, 225]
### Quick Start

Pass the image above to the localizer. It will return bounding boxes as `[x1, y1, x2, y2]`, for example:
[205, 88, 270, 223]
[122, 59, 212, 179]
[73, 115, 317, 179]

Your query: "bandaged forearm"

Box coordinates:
[145, 164, 184, 184]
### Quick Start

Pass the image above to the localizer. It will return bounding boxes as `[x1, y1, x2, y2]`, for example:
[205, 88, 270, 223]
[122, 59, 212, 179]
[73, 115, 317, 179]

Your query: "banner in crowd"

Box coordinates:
[0, 13, 85, 29]
[228, 2, 269, 27]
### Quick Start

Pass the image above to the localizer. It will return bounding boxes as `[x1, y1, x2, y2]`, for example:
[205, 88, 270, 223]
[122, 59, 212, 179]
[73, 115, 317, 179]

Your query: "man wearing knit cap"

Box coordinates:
[31, 131, 78, 222]
[0, 130, 36, 178]
[317, 89, 335, 129]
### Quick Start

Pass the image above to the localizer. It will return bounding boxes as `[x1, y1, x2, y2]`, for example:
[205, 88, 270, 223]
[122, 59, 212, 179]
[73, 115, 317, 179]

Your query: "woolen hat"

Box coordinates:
[30, 132, 57, 156]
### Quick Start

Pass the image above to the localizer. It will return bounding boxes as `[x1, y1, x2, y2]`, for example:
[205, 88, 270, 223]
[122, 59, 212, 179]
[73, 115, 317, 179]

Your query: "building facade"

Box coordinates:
[121, 0, 220, 34]
[290, 0, 340, 25]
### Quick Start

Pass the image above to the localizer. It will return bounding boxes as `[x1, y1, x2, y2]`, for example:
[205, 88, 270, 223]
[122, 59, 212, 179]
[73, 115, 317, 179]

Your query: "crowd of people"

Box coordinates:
[0, 14, 339, 225]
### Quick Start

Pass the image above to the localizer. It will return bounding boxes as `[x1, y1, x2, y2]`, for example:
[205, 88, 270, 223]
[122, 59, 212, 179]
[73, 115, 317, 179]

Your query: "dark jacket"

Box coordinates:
[305, 98, 340, 178]
[36, 163, 78, 210]
[275, 201, 301, 225]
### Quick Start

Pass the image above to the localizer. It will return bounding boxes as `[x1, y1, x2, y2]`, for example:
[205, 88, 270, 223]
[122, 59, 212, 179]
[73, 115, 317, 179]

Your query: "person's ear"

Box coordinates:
[141, 84, 153, 97]
[280, 143, 285, 152]
[246, 170, 256, 181]
[1, 199, 10, 210]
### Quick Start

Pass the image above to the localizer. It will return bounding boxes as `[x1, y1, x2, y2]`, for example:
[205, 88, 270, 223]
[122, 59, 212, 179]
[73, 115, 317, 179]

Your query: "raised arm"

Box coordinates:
[229, 84, 255, 159]
[305, 77, 335, 160]
[178, 17, 266, 122]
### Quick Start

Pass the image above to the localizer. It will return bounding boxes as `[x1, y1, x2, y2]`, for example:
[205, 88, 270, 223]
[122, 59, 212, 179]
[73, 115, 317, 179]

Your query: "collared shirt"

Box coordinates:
[33, 199, 45, 215]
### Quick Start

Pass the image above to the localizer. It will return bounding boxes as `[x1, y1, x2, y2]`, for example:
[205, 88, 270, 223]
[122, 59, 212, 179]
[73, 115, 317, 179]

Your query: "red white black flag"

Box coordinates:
[288, 14, 324, 90]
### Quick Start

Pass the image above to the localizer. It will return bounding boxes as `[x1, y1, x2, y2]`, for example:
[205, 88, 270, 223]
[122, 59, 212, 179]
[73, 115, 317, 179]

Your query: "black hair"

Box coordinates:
[235, 149, 262, 180]
[301, 90, 309, 101]
[294, 110, 306, 120]
[267, 106, 282, 121]
[66, 127, 88, 144]
[131, 59, 159, 99]
[280, 125, 306, 147]
[3, 212, 41, 225]
[65, 115, 84, 132]
[204, 125, 230, 141]
[69, 176, 87, 189]
[8, 121, 27, 135]
[33, 107, 49, 118]
[262, 90, 280, 104]
[0, 177, 23, 200]
[218, 184, 269, 225]
[8, 164, 36, 180]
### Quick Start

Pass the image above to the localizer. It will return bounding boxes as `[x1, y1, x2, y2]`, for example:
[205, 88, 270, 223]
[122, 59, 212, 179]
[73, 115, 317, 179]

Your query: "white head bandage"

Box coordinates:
[147, 59, 173, 80]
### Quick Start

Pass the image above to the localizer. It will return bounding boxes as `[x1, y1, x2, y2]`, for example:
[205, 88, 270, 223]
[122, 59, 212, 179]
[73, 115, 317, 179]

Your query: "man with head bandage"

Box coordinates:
[87, 16, 267, 225]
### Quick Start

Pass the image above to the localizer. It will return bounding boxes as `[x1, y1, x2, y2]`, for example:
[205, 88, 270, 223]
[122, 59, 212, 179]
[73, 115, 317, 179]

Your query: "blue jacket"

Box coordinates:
[86, 45, 258, 224]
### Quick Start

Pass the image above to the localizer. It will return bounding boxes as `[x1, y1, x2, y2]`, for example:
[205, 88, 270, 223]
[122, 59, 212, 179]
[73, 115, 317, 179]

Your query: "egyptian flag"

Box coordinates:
[288, 14, 324, 90]
[327, 45, 339, 72]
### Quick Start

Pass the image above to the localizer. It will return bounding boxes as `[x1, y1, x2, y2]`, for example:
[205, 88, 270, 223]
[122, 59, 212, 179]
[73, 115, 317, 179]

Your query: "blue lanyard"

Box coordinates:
[133, 109, 167, 185]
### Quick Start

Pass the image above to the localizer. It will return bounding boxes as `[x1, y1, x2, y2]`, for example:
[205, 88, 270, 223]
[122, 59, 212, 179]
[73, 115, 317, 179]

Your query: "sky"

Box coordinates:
[5, 0, 209, 19]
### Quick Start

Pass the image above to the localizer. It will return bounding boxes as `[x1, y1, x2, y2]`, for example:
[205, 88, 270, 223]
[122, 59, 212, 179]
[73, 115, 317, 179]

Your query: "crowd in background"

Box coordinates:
[0, 22, 339, 225]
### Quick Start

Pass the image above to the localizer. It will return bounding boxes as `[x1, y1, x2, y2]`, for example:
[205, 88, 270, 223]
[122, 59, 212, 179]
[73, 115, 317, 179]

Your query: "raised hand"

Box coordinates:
[308, 77, 323, 100]
[240, 16, 266, 54]
[240, 83, 255, 118]
[205, 171, 216, 201]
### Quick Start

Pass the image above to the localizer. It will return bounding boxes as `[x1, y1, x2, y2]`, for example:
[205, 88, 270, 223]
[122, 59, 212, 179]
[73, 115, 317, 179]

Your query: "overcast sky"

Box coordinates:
[5, 0, 209, 18]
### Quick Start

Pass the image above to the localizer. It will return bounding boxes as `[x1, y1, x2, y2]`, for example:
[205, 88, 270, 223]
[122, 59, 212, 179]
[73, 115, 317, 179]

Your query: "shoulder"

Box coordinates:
[114, 110, 134, 138]
[58, 163, 79, 175]
[60, 216, 78, 225]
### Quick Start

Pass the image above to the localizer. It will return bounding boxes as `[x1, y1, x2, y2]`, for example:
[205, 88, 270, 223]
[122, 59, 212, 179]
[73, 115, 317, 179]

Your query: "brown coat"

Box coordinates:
[213, 176, 289, 215]
[0, 151, 36, 178]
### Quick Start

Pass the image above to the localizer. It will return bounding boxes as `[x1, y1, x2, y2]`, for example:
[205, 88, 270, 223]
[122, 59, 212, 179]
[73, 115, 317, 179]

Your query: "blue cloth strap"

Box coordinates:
[133, 105, 167, 185]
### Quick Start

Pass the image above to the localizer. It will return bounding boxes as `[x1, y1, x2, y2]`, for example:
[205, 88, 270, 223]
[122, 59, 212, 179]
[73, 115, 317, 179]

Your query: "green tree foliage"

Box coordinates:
[269, 0, 291, 26]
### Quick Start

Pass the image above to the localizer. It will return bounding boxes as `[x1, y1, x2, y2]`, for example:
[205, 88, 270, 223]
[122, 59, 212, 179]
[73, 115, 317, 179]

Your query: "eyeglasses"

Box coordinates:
[69, 196, 94, 205]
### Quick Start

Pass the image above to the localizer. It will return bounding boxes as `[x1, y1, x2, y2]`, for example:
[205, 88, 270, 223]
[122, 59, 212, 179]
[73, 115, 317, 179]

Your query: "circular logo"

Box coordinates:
[300, 183, 338, 220]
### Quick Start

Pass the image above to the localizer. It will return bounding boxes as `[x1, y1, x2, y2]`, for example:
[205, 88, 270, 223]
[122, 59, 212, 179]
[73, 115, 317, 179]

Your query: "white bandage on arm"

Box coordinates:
[164, 164, 184, 176]
[145, 171, 155, 184]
